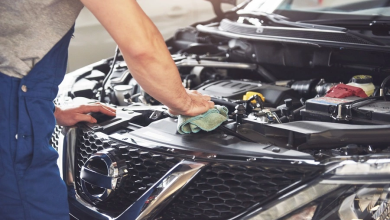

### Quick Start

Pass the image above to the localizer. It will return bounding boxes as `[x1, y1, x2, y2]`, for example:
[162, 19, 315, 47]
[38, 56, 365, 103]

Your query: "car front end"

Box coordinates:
[54, 1, 390, 219]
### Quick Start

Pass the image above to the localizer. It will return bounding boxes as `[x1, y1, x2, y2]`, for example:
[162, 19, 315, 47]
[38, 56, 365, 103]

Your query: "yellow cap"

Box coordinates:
[243, 92, 265, 104]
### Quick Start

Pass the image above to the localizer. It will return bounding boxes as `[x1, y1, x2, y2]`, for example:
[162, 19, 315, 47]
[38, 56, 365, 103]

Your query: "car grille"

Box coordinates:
[159, 162, 319, 219]
[74, 127, 182, 215]
[50, 125, 63, 151]
[74, 126, 322, 218]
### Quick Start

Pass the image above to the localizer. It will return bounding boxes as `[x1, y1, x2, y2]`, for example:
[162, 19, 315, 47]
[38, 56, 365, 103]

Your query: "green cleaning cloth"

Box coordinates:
[177, 105, 228, 134]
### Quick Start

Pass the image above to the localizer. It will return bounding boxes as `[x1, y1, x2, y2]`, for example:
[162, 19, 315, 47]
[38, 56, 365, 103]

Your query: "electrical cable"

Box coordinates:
[100, 45, 120, 102]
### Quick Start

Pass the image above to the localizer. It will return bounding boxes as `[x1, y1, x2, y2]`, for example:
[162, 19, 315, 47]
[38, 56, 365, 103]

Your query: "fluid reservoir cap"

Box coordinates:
[351, 75, 373, 84]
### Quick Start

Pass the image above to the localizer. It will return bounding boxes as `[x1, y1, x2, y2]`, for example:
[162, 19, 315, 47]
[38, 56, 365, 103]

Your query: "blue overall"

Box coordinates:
[0, 27, 74, 220]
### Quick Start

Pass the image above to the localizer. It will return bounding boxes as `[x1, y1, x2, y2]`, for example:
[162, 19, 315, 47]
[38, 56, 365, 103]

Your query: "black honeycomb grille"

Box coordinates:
[160, 162, 320, 219]
[74, 127, 182, 215]
[74, 126, 321, 218]
[50, 125, 63, 151]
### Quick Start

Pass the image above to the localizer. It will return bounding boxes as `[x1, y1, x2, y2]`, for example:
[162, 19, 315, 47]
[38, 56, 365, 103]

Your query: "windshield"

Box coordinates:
[243, 0, 390, 17]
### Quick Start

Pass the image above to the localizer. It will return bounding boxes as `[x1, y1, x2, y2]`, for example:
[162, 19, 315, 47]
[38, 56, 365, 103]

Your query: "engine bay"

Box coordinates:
[59, 4, 390, 219]
[65, 22, 390, 162]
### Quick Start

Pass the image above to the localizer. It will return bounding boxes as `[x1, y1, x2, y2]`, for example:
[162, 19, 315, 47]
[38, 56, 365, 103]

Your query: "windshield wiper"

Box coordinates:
[236, 10, 348, 32]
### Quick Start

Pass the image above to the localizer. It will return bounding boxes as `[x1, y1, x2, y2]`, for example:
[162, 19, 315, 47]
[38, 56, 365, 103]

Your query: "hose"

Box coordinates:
[100, 46, 120, 102]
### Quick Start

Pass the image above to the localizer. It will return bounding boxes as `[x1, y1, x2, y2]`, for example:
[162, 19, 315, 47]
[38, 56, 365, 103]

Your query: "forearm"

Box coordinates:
[81, 0, 190, 112]
[120, 40, 191, 113]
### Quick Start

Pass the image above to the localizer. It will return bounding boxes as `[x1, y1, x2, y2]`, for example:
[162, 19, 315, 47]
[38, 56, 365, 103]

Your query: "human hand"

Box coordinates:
[54, 103, 116, 127]
[169, 90, 214, 116]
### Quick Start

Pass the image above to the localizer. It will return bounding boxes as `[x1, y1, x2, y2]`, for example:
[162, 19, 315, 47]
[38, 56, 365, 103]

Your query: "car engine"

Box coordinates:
[59, 14, 390, 220]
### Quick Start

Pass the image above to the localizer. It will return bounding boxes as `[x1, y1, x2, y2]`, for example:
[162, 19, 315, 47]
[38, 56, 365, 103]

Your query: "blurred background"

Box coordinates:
[67, 0, 369, 72]
[67, 0, 240, 72]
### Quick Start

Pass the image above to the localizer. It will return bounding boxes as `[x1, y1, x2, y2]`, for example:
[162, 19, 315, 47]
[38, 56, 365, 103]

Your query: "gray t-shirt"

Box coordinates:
[0, 0, 84, 78]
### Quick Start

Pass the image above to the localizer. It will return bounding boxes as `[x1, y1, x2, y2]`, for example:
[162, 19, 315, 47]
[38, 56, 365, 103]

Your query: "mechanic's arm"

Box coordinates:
[80, 0, 214, 116]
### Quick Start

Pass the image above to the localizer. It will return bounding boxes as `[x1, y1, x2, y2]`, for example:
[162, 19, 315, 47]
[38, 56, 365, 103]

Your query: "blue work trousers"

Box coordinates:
[0, 27, 74, 220]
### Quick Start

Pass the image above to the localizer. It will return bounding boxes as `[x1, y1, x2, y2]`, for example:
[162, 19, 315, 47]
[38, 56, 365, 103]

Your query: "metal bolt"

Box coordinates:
[336, 105, 343, 119]
[247, 158, 256, 161]
[128, 111, 134, 114]
[122, 138, 128, 141]
[272, 147, 281, 153]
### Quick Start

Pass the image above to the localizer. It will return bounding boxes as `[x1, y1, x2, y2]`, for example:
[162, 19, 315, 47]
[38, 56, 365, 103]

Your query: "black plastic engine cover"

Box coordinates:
[301, 96, 390, 125]
[197, 80, 300, 107]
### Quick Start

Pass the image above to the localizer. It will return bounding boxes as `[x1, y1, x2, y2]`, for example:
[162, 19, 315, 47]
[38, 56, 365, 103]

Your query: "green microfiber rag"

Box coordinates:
[177, 105, 228, 134]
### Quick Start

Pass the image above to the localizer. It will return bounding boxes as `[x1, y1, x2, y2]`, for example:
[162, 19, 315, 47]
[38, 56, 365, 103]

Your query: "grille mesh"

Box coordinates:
[73, 127, 321, 218]
[160, 162, 319, 219]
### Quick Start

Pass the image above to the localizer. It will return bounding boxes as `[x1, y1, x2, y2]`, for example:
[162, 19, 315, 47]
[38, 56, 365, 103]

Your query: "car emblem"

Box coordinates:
[80, 148, 127, 203]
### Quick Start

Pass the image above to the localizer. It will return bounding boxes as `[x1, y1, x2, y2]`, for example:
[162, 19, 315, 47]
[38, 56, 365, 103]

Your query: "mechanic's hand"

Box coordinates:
[54, 103, 116, 127]
[169, 90, 214, 116]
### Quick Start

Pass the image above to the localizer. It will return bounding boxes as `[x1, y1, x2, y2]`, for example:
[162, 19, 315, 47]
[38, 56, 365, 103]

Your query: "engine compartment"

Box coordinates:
[60, 7, 390, 220]
[65, 23, 390, 162]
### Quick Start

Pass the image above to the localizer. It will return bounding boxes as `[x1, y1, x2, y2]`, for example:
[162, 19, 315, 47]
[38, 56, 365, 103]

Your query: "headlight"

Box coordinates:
[244, 158, 390, 220]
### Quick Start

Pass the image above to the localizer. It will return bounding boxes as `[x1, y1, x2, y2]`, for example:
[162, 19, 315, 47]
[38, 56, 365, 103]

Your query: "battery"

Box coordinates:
[300, 96, 390, 125]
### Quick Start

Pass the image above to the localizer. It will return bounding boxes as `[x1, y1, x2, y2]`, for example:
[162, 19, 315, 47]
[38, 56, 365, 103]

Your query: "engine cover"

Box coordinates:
[197, 80, 300, 107]
[301, 96, 390, 125]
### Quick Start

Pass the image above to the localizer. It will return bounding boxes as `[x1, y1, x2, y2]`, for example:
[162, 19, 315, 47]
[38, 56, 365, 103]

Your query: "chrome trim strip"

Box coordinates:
[65, 127, 78, 186]
[117, 160, 207, 220]
[57, 129, 65, 179]
[66, 127, 113, 219]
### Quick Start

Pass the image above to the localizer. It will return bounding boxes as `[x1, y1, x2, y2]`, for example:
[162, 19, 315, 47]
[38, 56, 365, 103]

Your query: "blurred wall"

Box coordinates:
[67, 1, 231, 72]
